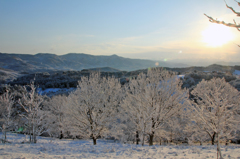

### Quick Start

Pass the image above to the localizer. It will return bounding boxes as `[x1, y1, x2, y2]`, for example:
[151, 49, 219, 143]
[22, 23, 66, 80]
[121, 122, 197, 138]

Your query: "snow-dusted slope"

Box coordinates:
[0, 133, 239, 159]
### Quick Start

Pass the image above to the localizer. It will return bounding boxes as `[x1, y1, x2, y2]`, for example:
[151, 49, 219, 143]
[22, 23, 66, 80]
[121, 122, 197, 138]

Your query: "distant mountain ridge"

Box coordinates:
[0, 53, 185, 72]
[1, 53, 240, 75]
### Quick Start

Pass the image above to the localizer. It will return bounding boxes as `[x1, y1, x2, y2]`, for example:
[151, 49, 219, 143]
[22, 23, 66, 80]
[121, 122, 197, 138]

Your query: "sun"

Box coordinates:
[202, 23, 234, 47]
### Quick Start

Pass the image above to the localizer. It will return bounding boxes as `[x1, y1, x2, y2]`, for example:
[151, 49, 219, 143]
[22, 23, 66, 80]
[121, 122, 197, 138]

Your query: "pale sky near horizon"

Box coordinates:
[0, 0, 240, 64]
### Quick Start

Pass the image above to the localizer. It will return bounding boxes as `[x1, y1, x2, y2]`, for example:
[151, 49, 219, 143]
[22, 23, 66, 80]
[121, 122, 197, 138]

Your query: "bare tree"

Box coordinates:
[0, 90, 14, 143]
[18, 81, 46, 143]
[122, 68, 188, 146]
[190, 78, 240, 159]
[65, 73, 122, 145]
[205, 0, 240, 32]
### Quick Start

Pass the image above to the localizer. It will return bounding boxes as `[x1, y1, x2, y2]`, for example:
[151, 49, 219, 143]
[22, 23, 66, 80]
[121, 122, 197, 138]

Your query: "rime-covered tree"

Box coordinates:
[122, 68, 188, 146]
[65, 73, 122, 145]
[18, 82, 46, 143]
[0, 90, 14, 143]
[192, 112, 217, 145]
[107, 108, 136, 144]
[164, 111, 195, 145]
[45, 95, 68, 139]
[191, 78, 240, 159]
[180, 107, 210, 145]
[190, 118, 212, 145]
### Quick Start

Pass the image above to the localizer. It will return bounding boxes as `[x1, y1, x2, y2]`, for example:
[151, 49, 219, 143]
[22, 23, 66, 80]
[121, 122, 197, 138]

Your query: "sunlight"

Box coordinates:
[201, 23, 234, 47]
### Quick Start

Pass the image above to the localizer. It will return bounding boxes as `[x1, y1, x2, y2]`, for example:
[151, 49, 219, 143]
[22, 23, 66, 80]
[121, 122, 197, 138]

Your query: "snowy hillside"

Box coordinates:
[0, 133, 240, 159]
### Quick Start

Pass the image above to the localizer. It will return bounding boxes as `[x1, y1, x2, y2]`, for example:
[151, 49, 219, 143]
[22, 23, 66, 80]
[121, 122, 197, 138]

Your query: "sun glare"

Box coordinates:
[202, 23, 234, 47]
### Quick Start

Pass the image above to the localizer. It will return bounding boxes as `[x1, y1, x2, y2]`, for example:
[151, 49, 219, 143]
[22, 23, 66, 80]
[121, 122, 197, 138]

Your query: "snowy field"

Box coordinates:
[0, 133, 240, 159]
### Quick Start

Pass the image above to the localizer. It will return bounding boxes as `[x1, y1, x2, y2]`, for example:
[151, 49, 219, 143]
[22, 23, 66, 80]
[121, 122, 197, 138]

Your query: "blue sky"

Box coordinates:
[0, 0, 240, 65]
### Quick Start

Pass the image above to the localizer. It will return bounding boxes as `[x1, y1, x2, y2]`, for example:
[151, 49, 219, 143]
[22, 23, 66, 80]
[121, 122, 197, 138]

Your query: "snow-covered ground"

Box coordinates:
[177, 75, 185, 79]
[0, 133, 240, 159]
[37, 88, 76, 96]
[234, 70, 240, 76]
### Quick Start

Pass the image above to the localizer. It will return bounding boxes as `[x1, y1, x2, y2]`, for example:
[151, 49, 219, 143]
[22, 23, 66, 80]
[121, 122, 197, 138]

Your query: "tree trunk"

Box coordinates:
[211, 132, 216, 145]
[142, 134, 145, 146]
[33, 124, 37, 144]
[93, 138, 97, 145]
[33, 135, 37, 143]
[4, 130, 6, 143]
[2, 126, 6, 143]
[136, 131, 139, 145]
[29, 122, 32, 143]
[33, 124, 37, 143]
[60, 131, 63, 139]
[216, 133, 223, 159]
[225, 137, 229, 146]
[29, 127, 31, 142]
[4, 132, 6, 142]
[170, 130, 173, 143]
[149, 134, 154, 146]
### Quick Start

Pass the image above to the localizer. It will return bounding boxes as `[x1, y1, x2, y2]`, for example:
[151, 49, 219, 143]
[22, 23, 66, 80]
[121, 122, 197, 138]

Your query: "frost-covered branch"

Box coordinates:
[225, 0, 240, 16]
[204, 0, 240, 32]
[204, 14, 240, 31]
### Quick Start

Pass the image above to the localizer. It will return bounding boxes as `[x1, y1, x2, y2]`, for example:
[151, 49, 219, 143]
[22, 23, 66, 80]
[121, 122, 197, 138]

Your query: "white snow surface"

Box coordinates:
[0, 133, 240, 159]
[234, 70, 240, 75]
[177, 75, 185, 79]
[37, 88, 76, 96]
